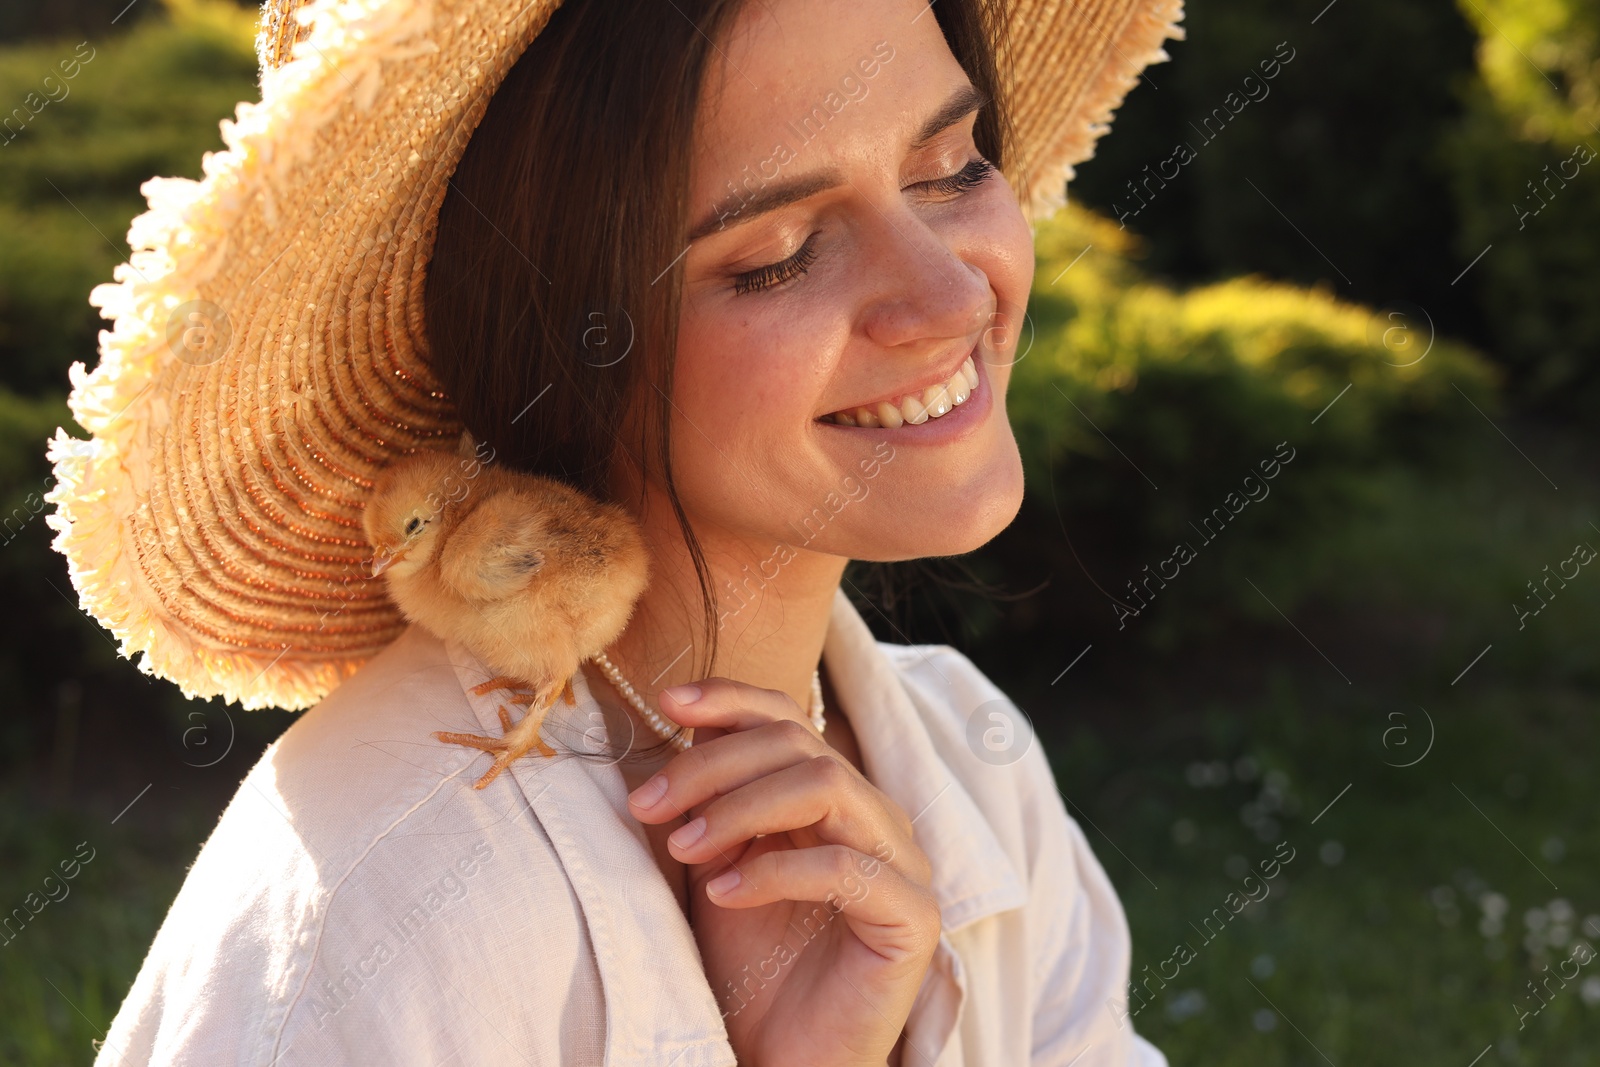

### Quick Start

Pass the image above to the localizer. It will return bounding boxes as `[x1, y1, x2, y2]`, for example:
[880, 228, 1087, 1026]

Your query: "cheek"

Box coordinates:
[672, 301, 847, 443]
[667, 302, 851, 514]
[967, 186, 1037, 318]
[964, 189, 1035, 385]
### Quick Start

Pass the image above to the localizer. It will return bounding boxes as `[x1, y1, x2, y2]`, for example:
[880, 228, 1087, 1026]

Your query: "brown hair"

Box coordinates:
[424, 0, 1016, 690]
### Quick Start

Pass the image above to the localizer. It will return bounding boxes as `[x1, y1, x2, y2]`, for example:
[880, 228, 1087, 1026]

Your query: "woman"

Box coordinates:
[49, 0, 1183, 1063]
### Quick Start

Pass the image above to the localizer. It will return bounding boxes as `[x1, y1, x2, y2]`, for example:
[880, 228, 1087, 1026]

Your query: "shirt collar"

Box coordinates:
[443, 583, 1025, 1065]
[819, 585, 1027, 933]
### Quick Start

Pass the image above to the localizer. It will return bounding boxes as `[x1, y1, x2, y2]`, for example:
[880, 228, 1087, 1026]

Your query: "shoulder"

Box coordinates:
[97, 625, 599, 1066]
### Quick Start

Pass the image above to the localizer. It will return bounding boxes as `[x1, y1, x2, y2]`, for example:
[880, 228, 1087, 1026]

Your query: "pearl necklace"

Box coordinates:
[588, 649, 825, 752]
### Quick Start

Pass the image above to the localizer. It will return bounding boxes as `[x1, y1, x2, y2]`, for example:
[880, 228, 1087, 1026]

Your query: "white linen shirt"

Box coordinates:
[95, 586, 1167, 1066]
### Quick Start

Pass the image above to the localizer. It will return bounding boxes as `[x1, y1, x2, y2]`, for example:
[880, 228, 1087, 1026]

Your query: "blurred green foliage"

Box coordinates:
[0, 0, 164, 45]
[1067, 0, 1600, 415]
[1034, 669, 1600, 1065]
[0, 799, 212, 1066]
[963, 205, 1504, 651]
[0, 0, 259, 769]
[1066, 0, 1482, 336]
[1443, 0, 1600, 409]
[0, 0, 258, 394]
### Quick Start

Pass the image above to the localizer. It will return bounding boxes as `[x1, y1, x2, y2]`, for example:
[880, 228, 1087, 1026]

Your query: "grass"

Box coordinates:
[0, 799, 214, 1065]
[1044, 676, 1600, 1065]
[1013, 420, 1600, 1065]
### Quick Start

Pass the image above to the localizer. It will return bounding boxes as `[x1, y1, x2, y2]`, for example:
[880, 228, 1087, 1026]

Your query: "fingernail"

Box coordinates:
[628, 773, 668, 808]
[706, 869, 741, 896]
[660, 683, 701, 705]
[668, 815, 706, 850]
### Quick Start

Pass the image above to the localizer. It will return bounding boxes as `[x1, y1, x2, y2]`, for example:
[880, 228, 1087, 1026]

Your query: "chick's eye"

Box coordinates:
[404, 517, 424, 536]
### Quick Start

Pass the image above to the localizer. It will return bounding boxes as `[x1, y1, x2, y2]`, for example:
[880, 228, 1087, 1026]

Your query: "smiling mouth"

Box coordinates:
[817, 353, 980, 428]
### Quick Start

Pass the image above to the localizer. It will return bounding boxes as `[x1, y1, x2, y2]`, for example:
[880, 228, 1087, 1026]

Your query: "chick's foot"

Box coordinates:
[436, 703, 558, 789]
[469, 675, 528, 697]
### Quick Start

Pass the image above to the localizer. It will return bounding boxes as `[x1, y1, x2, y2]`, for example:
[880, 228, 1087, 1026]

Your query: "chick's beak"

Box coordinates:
[370, 549, 403, 577]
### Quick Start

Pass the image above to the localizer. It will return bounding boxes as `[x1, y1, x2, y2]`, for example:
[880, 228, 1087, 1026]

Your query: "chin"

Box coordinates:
[844, 441, 1024, 561]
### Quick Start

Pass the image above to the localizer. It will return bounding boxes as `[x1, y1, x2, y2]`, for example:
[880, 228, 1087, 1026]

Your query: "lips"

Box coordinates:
[818, 350, 980, 428]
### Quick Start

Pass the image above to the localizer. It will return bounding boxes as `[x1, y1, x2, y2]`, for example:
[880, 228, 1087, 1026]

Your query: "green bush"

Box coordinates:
[0, 0, 259, 768]
[986, 206, 1500, 649]
[1442, 0, 1600, 411]
[1065, 0, 1482, 354]
[0, 0, 258, 393]
[1066, 0, 1600, 417]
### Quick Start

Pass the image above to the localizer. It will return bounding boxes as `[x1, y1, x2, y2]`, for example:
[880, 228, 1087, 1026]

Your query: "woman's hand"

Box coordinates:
[626, 677, 940, 1067]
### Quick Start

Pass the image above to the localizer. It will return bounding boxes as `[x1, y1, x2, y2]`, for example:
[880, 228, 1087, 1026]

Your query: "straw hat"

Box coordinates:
[45, 0, 1184, 710]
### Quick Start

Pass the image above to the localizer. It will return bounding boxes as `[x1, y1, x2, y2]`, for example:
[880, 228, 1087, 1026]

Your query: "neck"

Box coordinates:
[597, 472, 848, 723]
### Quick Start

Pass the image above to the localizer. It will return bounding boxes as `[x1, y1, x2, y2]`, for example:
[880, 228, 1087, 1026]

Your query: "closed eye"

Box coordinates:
[916, 156, 996, 200]
[732, 233, 821, 296]
[729, 156, 997, 296]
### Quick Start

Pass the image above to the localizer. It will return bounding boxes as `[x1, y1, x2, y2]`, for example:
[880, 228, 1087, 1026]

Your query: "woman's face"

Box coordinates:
[668, 0, 1032, 562]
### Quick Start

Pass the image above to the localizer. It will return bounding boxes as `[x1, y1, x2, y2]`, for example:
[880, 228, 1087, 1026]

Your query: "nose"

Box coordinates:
[856, 208, 996, 352]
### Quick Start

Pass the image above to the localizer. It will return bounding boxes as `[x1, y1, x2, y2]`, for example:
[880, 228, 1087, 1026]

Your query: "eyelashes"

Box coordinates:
[732, 233, 821, 296]
[730, 155, 997, 296]
[921, 156, 996, 199]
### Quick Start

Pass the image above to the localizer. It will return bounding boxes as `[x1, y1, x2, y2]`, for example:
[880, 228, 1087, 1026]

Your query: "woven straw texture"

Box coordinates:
[46, 0, 1184, 710]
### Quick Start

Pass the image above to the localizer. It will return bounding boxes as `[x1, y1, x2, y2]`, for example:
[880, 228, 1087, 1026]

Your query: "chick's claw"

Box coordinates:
[498, 677, 575, 708]
[469, 675, 528, 697]
[435, 702, 557, 789]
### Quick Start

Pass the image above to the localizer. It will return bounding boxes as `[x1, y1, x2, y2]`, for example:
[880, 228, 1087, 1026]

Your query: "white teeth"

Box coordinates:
[900, 393, 929, 425]
[822, 356, 979, 426]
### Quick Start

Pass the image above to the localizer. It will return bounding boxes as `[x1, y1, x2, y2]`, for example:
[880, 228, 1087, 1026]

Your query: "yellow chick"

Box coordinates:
[363, 437, 650, 788]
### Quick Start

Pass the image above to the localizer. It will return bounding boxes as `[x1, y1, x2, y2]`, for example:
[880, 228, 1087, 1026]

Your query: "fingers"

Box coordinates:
[626, 673, 932, 891]
[702, 844, 941, 964]
[664, 756, 928, 885]
[628, 717, 826, 823]
[654, 675, 815, 735]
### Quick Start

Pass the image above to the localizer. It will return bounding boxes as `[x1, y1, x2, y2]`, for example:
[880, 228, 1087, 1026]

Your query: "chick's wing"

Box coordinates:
[438, 490, 547, 602]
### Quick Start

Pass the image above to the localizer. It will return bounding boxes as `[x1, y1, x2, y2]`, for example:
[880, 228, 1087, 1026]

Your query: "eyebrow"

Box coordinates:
[687, 81, 990, 242]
